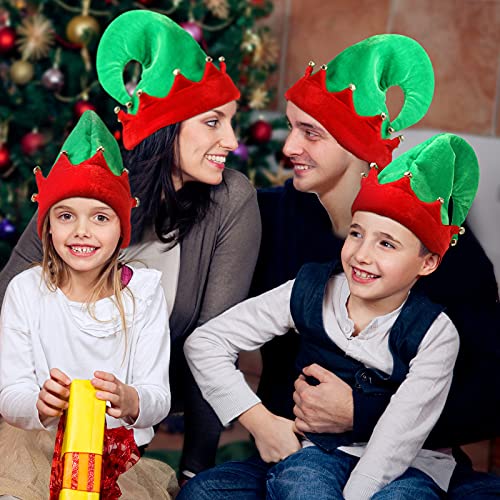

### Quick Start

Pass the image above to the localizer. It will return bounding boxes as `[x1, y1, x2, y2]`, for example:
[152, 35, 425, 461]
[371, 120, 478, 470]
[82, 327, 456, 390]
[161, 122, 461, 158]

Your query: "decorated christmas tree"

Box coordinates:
[0, 0, 289, 265]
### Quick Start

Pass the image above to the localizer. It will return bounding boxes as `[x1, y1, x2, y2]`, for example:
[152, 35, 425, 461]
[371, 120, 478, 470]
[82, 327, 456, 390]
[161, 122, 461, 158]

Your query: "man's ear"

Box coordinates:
[419, 253, 440, 277]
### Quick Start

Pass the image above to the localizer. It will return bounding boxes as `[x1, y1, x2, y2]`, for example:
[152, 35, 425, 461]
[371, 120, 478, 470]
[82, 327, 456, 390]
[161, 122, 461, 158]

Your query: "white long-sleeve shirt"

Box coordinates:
[0, 266, 171, 447]
[184, 274, 459, 499]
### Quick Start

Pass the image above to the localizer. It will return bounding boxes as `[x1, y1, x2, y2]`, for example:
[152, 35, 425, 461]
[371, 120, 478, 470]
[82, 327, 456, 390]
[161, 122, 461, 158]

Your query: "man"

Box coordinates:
[255, 34, 499, 497]
[180, 132, 481, 499]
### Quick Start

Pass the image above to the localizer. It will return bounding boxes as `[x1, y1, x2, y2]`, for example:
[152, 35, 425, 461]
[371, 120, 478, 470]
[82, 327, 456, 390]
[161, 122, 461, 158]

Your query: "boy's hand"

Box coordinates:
[239, 403, 301, 463]
[37, 368, 71, 425]
[92, 371, 139, 421]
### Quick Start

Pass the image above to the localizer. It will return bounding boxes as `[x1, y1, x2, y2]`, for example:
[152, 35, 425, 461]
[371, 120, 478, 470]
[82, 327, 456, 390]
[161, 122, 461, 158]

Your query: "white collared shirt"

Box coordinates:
[185, 273, 459, 498]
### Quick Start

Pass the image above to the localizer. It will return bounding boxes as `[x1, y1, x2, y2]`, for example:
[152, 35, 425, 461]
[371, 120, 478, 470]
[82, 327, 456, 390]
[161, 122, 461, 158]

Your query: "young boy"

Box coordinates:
[180, 132, 479, 500]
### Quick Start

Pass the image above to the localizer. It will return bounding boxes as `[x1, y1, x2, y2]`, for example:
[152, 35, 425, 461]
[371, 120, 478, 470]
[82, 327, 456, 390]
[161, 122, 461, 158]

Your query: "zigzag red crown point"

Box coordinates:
[115, 60, 240, 150]
[285, 64, 399, 167]
[36, 150, 126, 191]
[333, 87, 356, 108]
[361, 167, 445, 222]
[33, 148, 136, 247]
[354, 168, 459, 257]
[295, 68, 387, 134]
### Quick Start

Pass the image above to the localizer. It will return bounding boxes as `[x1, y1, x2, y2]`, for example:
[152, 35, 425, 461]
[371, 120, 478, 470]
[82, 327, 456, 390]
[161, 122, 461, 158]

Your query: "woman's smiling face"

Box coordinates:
[174, 101, 238, 190]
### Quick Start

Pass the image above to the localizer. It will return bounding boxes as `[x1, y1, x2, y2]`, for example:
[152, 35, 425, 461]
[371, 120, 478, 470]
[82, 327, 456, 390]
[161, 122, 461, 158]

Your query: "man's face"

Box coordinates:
[283, 102, 354, 196]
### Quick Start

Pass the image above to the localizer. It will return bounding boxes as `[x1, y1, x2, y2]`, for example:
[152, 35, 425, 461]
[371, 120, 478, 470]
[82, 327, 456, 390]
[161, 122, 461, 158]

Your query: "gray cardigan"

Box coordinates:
[0, 167, 261, 473]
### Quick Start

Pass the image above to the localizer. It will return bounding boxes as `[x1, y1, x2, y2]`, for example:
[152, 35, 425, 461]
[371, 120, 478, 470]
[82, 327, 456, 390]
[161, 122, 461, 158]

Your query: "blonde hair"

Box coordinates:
[40, 216, 131, 342]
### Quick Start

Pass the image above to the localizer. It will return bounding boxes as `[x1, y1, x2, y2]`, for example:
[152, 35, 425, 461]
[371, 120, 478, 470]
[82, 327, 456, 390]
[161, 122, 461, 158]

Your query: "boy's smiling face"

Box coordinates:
[341, 211, 440, 314]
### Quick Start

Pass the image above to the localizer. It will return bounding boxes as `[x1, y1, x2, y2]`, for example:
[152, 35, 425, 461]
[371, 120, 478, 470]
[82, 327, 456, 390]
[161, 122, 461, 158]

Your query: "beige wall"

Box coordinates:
[265, 0, 500, 137]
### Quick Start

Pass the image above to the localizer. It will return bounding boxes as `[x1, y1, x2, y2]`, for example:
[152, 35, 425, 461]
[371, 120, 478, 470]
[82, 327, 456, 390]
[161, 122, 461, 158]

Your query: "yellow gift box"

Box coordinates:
[59, 379, 106, 499]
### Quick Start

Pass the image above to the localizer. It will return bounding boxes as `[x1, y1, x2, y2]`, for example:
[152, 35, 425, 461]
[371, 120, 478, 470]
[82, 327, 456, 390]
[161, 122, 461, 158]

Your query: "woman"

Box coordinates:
[0, 10, 261, 487]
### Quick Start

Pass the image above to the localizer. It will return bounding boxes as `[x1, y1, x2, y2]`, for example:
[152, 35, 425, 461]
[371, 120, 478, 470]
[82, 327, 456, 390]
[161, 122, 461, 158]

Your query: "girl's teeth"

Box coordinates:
[295, 165, 312, 170]
[71, 246, 96, 254]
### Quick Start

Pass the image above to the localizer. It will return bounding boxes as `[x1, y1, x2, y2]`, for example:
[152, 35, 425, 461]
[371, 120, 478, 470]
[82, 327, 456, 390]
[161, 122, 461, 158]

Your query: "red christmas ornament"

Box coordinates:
[137, 0, 155, 4]
[21, 130, 44, 156]
[249, 119, 272, 143]
[0, 143, 11, 171]
[74, 100, 97, 118]
[180, 21, 203, 43]
[0, 26, 16, 55]
[250, 0, 266, 5]
[113, 129, 121, 141]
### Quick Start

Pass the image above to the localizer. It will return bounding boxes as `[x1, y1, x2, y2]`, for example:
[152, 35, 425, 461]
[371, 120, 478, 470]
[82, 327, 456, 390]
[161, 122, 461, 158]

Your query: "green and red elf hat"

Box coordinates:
[32, 111, 138, 248]
[351, 133, 479, 258]
[96, 10, 240, 150]
[285, 34, 434, 168]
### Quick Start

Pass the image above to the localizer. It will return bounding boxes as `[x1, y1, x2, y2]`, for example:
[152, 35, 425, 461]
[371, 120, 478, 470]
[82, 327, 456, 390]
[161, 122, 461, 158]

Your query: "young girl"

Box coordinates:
[0, 111, 177, 499]
[0, 10, 261, 484]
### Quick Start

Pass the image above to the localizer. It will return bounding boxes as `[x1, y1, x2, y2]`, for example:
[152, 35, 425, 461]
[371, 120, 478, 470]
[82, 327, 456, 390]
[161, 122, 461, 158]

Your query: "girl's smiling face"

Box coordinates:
[49, 197, 121, 282]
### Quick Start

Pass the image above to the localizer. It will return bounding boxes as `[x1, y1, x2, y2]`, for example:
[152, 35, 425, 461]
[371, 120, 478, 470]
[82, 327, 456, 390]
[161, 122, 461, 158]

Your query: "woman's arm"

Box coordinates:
[343, 313, 460, 500]
[0, 216, 42, 306]
[197, 171, 262, 326]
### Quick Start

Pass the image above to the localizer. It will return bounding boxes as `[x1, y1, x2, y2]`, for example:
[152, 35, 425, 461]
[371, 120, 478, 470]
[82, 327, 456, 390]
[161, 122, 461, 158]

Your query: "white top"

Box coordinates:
[184, 273, 459, 499]
[121, 225, 180, 317]
[0, 266, 171, 447]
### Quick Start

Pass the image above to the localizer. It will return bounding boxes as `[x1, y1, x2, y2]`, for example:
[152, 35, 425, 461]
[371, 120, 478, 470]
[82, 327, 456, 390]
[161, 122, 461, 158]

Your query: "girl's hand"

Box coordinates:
[37, 368, 71, 425]
[239, 403, 301, 463]
[91, 371, 139, 421]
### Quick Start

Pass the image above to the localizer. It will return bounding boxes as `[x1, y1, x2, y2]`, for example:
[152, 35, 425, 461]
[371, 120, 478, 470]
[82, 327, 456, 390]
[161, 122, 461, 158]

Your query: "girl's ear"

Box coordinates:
[419, 252, 440, 277]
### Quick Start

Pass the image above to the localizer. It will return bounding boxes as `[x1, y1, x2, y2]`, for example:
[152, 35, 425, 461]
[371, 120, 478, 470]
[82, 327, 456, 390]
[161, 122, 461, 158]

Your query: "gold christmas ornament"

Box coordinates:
[249, 86, 270, 110]
[11, 0, 27, 8]
[66, 14, 100, 46]
[203, 0, 230, 19]
[10, 59, 34, 85]
[241, 29, 260, 53]
[16, 13, 54, 61]
[253, 30, 279, 69]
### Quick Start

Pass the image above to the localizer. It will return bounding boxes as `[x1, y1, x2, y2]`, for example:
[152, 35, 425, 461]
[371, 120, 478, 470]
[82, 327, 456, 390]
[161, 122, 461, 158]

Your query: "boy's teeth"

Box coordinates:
[206, 155, 226, 163]
[71, 246, 96, 254]
[354, 269, 377, 279]
[295, 165, 312, 170]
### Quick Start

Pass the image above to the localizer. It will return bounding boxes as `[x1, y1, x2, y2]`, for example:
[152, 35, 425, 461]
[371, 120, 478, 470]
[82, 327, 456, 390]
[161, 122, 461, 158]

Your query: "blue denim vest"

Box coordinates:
[290, 260, 444, 452]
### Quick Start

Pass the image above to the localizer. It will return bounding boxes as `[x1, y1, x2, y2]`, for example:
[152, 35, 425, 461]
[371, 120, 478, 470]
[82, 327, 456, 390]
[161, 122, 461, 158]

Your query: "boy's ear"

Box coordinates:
[419, 253, 440, 277]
